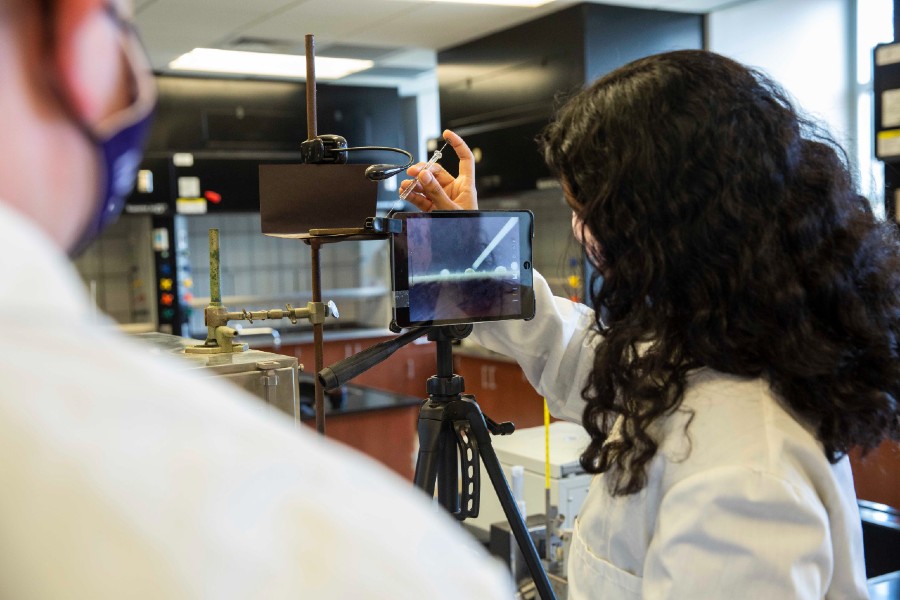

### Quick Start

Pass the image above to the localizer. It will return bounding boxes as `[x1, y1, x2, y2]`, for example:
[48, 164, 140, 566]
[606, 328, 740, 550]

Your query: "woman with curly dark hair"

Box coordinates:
[402, 50, 900, 599]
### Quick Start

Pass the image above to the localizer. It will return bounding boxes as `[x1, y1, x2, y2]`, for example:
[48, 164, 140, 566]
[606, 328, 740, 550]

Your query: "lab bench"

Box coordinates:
[253, 327, 438, 400]
[252, 328, 437, 480]
[252, 328, 552, 480]
[297, 378, 422, 481]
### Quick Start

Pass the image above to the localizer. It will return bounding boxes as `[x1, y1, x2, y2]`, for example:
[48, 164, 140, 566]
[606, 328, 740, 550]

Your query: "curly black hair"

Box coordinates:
[539, 50, 900, 496]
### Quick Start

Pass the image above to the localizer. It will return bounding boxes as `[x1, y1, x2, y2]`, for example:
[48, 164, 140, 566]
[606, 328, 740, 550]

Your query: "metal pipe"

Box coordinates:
[305, 34, 323, 433]
[209, 229, 221, 305]
[310, 240, 326, 435]
[305, 34, 317, 140]
[224, 308, 310, 322]
[205, 229, 222, 346]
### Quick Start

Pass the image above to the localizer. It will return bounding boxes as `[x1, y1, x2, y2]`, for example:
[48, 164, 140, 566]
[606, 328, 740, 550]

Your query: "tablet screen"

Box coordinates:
[391, 211, 535, 327]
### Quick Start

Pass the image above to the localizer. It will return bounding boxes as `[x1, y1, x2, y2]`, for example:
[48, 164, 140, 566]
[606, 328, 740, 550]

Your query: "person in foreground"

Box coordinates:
[0, 0, 515, 597]
[402, 50, 900, 598]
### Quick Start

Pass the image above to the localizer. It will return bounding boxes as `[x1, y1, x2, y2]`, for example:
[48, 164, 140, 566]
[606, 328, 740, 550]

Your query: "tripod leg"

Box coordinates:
[418, 418, 467, 517]
[413, 409, 443, 495]
[437, 423, 459, 515]
[467, 411, 558, 600]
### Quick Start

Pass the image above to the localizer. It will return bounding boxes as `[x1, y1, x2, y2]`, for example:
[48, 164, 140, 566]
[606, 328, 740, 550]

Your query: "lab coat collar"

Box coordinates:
[0, 200, 95, 320]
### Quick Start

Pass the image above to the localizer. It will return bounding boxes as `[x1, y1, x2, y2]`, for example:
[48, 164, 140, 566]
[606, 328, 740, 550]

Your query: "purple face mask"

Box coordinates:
[69, 4, 157, 256]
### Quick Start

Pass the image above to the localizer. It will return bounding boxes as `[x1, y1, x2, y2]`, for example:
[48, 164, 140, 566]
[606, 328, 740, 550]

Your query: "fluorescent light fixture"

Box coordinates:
[423, 0, 555, 6]
[168, 48, 373, 80]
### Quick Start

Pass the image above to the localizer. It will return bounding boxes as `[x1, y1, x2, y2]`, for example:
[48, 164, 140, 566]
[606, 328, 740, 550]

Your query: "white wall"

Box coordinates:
[404, 72, 442, 163]
[708, 0, 854, 152]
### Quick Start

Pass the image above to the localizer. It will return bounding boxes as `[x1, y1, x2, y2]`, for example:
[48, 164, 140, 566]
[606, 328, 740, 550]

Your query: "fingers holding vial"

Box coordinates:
[400, 129, 478, 212]
[404, 165, 453, 211]
[400, 162, 446, 211]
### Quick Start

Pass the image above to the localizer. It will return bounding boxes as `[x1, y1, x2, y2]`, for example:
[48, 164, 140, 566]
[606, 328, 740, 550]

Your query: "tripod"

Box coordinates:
[319, 324, 557, 600]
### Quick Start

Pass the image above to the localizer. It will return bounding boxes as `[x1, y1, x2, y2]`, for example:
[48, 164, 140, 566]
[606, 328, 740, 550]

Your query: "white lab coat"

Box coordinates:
[0, 202, 513, 600]
[471, 271, 869, 599]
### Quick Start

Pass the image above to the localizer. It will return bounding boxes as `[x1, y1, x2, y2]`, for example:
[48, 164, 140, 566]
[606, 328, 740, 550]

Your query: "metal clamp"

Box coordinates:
[186, 228, 341, 355]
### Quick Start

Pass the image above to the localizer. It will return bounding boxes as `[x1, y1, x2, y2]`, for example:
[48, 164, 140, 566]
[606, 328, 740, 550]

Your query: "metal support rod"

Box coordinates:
[209, 229, 221, 305]
[305, 34, 323, 433]
[305, 34, 317, 140]
[205, 229, 222, 345]
[310, 239, 326, 435]
[545, 487, 552, 561]
[435, 337, 454, 378]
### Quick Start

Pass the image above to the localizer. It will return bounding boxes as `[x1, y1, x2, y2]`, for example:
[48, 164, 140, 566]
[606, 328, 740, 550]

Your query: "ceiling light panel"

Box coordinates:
[414, 0, 555, 5]
[168, 48, 373, 79]
[404, 0, 555, 7]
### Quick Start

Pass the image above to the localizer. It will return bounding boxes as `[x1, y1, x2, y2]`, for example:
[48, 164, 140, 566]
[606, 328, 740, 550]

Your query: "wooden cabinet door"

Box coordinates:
[851, 442, 900, 510]
[279, 337, 436, 398]
[275, 337, 428, 482]
[302, 406, 420, 481]
[453, 354, 547, 431]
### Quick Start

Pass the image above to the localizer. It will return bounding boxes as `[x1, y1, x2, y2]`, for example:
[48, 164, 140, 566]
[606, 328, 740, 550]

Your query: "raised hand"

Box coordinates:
[399, 129, 477, 211]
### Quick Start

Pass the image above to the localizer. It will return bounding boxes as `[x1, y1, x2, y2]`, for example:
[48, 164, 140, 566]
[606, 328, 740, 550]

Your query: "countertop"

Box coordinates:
[133, 332, 298, 374]
[132, 331, 421, 419]
[297, 377, 423, 420]
[236, 324, 518, 364]
[228, 325, 397, 349]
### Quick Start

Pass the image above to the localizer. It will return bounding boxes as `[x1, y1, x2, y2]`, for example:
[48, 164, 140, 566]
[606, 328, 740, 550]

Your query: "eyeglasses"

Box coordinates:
[92, 1, 157, 139]
[103, 2, 141, 39]
[102, 2, 150, 94]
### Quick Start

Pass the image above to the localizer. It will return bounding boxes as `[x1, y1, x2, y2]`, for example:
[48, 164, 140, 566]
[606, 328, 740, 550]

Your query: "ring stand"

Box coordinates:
[262, 34, 556, 598]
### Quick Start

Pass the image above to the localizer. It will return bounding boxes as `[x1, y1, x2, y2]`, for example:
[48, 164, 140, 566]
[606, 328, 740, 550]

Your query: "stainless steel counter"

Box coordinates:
[132, 331, 422, 422]
[133, 332, 300, 418]
[225, 325, 396, 350]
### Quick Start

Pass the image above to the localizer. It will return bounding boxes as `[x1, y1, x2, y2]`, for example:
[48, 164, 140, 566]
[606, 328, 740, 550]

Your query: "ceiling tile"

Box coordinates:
[136, 0, 748, 86]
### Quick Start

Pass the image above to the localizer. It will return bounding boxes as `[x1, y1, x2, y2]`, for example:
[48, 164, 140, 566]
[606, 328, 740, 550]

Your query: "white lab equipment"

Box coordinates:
[468, 421, 592, 534]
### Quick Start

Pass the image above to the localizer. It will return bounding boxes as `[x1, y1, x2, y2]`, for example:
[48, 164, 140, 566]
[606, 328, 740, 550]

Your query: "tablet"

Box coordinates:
[390, 210, 535, 328]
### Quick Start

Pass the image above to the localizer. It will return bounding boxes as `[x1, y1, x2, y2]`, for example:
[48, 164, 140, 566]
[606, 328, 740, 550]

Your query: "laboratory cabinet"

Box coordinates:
[277, 335, 437, 399]
[254, 334, 437, 480]
[452, 351, 550, 431]
[296, 380, 422, 481]
[256, 334, 552, 481]
[851, 442, 900, 510]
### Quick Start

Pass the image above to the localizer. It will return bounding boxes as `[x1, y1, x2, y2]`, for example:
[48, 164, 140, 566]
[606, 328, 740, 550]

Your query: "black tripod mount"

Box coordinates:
[318, 324, 557, 600]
